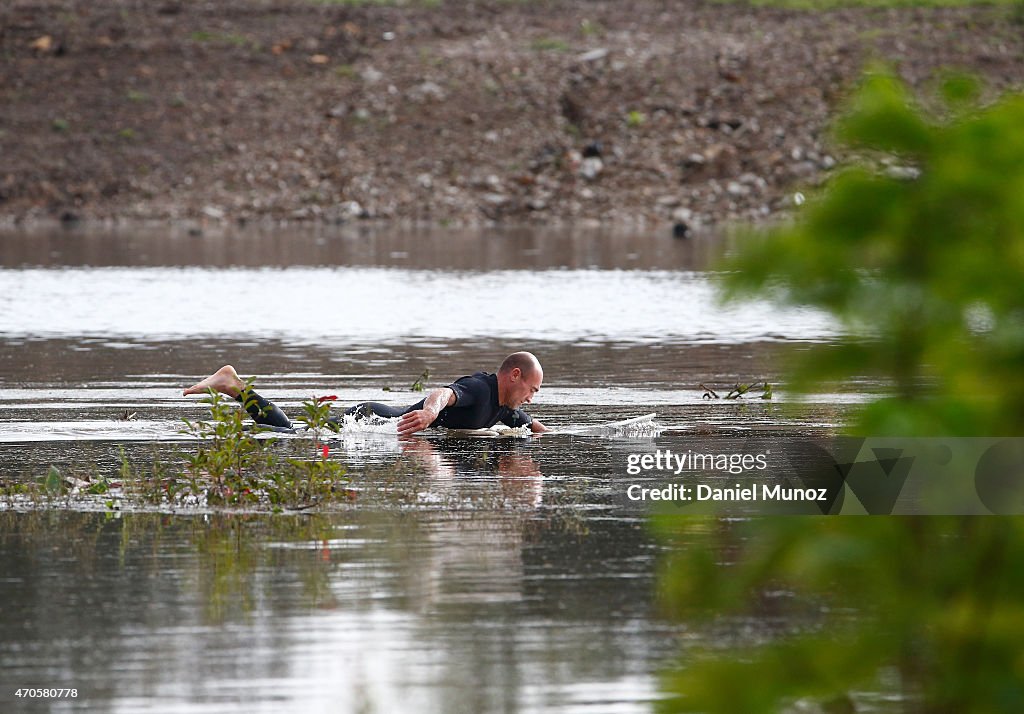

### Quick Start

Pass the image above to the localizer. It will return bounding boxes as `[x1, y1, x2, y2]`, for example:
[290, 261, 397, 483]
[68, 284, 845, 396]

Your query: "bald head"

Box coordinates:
[496, 352, 544, 409]
[498, 351, 542, 379]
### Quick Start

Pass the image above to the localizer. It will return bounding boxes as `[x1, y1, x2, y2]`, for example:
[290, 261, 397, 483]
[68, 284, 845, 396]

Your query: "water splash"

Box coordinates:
[562, 414, 664, 438]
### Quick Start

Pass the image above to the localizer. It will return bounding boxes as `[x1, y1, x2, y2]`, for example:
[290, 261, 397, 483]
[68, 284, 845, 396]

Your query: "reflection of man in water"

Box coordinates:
[400, 438, 545, 509]
[183, 351, 549, 436]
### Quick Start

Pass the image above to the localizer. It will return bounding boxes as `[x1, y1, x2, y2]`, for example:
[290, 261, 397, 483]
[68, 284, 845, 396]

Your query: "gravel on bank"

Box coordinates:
[2, 0, 1023, 233]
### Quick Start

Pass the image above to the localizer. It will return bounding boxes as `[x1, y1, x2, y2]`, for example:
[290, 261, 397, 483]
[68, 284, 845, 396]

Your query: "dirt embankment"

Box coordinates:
[2, 0, 1022, 232]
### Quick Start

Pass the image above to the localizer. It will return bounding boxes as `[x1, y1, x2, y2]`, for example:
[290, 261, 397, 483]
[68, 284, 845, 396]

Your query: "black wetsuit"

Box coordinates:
[240, 371, 533, 431]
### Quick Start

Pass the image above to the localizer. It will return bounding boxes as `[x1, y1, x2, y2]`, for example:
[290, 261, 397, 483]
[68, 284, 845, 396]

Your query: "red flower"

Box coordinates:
[316, 395, 338, 404]
[321, 445, 330, 459]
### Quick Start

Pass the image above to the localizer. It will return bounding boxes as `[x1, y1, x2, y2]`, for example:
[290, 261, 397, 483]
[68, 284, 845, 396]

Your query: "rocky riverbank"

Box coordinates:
[2, 0, 1023, 232]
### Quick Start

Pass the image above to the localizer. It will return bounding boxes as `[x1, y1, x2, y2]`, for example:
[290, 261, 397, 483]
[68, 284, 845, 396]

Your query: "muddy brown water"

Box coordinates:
[0, 225, 869, 712]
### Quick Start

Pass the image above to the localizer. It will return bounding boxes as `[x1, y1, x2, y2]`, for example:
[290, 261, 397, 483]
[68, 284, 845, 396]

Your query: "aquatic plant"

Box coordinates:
[382, 368, 431, 393]
[410, 368, 430, 392]
[170, 384, 349, 509]
[177, 386, 274, 504]
[699, 382, 773, 400]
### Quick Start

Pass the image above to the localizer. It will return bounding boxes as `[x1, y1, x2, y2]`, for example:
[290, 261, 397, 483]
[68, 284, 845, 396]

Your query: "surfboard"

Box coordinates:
[250, 413, 661, 438]
[563, 412, 658, 436]
[447, 413, 659, 438]
[448, 427, 504, 437]
[446, 424, 530, 438]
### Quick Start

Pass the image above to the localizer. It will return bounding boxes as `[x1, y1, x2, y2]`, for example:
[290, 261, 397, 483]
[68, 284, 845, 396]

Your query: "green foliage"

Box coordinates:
[333, 64, 357, 79]
[2, 463, 113, 506]
[178, 386, 277, 506]
[654, 516, 1024, 713]
[579, 19, 605, 38]
[699, 381, 773, 399]
[411, 368, 429, 392]
[296, 395, 341, 437]
[0, 426, 422, 512]
[531, 37, 571, 52]
[172, 384, 348, 509]
[626, 110, 646, 128]
[189, 31, 253, 47]
[656, 67, 1024, 713]
[720, 67, 1024, 436]
[382, 368, 431, 393]
[42, 466, 63, 495]
[284, 395, 347, 506]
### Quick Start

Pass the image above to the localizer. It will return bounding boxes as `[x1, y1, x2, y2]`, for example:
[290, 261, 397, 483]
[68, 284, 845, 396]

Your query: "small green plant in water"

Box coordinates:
[178, 384, 276, 506]
[42, 466, 63, 495]
[283, 395, 347, 508]
[174, 382, 349, 509]
[411, 368, 430, 392]
[698, 381, 772, 400]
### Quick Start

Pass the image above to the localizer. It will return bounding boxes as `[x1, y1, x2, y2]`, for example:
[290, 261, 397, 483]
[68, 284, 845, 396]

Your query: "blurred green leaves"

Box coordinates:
[657, 68, 1024, 713]
[721, 66, 1024, 435]
[655, 516, 1024, 713]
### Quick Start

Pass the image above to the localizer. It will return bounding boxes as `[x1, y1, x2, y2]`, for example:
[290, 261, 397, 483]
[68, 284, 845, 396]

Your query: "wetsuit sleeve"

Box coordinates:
[447, 374, 489, 407]
[501, 409, 533, 428]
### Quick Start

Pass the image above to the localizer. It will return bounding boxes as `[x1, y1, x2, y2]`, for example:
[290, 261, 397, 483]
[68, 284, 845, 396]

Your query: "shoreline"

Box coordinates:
[3, 0, 1023, 231]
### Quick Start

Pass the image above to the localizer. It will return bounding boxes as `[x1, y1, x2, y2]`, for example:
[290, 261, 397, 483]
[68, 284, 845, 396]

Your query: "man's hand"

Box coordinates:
[397, 409, 435, 436]
[396, 387, 456, 437]
[530, 419, 548, 433]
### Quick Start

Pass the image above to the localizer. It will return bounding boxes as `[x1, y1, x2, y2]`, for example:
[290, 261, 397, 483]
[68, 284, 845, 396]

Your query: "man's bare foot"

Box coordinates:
[182, 365, 244, 398]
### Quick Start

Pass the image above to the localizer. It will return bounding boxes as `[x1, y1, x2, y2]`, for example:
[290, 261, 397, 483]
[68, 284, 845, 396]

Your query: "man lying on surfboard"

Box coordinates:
[183, 351, 549, 436]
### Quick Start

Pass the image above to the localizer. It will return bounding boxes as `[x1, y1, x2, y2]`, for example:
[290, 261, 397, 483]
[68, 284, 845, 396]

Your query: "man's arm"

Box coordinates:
[530, 419, 548, 433]
[397, 387, 456, 436]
